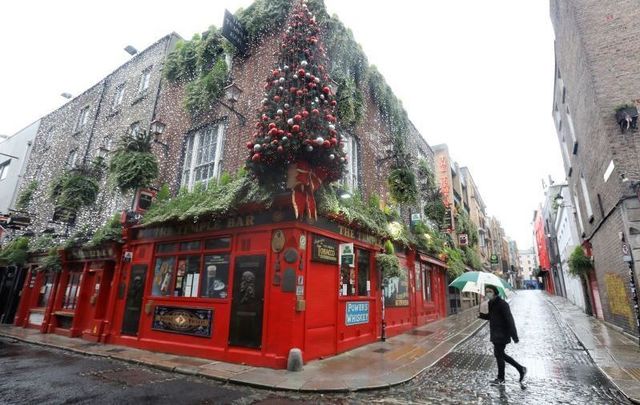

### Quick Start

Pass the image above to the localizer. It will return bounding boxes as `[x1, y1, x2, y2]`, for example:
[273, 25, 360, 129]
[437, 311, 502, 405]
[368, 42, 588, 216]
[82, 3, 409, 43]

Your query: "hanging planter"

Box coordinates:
[388, 167, 418, 204]
[568, 246, 593, 277]
[615, 104, 638, 134]
[50, 165, 100, 224]
[109, 131, 159, 193]
[376, 239, 401, 281]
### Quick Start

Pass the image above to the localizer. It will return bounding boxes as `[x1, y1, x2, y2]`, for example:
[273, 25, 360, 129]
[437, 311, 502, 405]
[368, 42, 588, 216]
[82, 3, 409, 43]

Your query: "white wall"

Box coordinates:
[0, 120, 39, 213]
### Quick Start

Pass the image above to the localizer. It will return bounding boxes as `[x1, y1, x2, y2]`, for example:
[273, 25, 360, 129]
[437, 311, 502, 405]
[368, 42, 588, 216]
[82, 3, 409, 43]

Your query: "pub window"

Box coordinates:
[422, 264, 432, 302]
[357, 249, 371, 296]
[200, 254, 230, 299]
[180, 240, 201, 251]
[205, 237, 231, 250]
[174, 256, 201, 297]
[37, 271, 55, 308]
[180, 123, 225, 191]
[151, 256, 176, 297]
[341, 249, 371, 297]
[156, 243, 178, 254]
[340, 133, 359, 191]
[62, 272, 82, 310]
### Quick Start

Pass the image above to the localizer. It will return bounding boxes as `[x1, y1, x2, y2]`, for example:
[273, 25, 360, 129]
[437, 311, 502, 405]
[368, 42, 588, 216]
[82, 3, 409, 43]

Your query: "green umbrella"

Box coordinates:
[449, 271, 513, 298]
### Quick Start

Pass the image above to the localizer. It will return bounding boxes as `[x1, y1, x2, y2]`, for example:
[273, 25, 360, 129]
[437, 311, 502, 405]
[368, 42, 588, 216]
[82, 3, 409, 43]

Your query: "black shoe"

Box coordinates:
[519, 367, 527, 383]
[490, 378, 505, 385]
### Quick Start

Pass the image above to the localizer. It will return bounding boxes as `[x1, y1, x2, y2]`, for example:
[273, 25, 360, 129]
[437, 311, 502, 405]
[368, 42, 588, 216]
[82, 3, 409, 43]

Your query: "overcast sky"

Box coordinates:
[0, 0, 564, 249]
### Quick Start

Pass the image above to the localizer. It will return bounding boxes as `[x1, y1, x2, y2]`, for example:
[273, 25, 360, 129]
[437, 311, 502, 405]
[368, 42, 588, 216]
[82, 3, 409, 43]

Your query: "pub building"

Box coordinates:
[90, 200, 449, 369]
[14, 243, 122, 341]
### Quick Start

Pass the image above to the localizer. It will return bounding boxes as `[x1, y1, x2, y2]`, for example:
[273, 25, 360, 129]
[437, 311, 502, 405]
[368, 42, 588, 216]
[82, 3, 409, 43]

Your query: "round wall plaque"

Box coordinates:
[271, 230, 285, 253]
[284, 248, 299, 263]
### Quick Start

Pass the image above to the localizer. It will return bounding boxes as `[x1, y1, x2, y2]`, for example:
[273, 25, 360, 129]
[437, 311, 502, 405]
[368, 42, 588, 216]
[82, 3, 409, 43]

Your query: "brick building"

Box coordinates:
[550, 0, 640, 335]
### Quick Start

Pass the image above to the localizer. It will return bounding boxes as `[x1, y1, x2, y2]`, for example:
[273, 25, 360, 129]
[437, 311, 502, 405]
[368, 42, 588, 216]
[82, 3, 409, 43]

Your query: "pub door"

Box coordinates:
[228, 255, 266, 349]
[121, 265, 147, 336]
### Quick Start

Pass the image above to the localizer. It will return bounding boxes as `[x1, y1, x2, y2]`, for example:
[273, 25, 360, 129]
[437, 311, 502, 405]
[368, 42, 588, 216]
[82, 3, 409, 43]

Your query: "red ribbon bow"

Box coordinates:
[289, 161, 323, 221]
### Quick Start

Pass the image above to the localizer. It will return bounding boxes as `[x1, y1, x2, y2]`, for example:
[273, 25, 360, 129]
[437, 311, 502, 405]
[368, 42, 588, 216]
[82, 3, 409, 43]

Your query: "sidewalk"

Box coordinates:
[547, 293, 640, 403]
[0, 308, 485, 392]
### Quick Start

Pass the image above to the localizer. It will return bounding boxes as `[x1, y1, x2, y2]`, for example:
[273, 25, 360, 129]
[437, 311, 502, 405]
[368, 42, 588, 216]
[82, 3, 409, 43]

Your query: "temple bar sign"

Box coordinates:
[222, 10, 247, 55]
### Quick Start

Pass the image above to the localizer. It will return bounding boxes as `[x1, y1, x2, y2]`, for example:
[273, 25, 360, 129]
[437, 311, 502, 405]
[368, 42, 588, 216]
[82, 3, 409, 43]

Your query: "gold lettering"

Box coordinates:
[245, 215, 254, 226]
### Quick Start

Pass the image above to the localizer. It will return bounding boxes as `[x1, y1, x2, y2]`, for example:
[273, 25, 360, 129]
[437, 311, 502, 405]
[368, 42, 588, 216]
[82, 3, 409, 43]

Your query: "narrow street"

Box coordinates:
[0, 290, 630, 404]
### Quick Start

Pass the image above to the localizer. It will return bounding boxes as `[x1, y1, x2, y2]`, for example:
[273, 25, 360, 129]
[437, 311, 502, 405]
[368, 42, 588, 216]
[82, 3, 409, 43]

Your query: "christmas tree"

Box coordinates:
[246, 0, 347, 219]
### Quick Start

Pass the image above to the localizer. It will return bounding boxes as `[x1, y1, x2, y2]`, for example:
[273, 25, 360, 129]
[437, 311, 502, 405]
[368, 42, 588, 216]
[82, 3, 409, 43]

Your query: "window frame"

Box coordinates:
[66, 149, 78, 170]
[112, 83, 126, 109]
[150, 236, 232, 300]
[180, 123, 225, 191]
[138, 67, 152, 94]
[0, 159, 9, 180]
[75, 106, 90, 132]
[62, 271, 82, 310]
[340, 248, 372, 298]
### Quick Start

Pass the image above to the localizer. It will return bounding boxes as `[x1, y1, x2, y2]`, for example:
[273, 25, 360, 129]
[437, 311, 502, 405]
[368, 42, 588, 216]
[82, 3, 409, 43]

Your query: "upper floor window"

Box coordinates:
[129, 121, 142, 138]
[75, 106, 90, 132]
[66, 149, 78, 169]
[112, 83, 125, 109]
[138, 67, 152, 94]
[180, 123, 225, 191]
[341, 133, 359, 191]
[580, 174, 594, 222]
[0, 160, 10, 180]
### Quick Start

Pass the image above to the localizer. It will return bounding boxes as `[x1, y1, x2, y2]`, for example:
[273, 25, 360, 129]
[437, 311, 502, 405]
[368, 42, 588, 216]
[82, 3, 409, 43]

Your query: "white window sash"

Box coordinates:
[580, 175, 594, 219]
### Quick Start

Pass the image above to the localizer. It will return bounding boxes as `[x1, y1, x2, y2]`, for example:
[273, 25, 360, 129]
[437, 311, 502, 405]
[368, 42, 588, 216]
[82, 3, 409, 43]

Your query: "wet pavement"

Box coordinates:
[0, 290, 634, 404]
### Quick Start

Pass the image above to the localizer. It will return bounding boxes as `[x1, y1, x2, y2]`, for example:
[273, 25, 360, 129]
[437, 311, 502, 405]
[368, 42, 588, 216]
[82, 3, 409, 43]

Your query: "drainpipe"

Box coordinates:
[82, 79, 109, 165]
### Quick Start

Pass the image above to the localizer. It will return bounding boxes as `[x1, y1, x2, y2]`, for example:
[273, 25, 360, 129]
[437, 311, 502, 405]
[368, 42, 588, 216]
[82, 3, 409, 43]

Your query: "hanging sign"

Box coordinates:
[622, 241, 633, 263]
[312, 235, 338, 264]
[490, 254, 499, 265]
[152, 306, 213, 338]
[458, 233, 468, 246]
[221, 10, 247, 55]
[339, 243, 355, 267]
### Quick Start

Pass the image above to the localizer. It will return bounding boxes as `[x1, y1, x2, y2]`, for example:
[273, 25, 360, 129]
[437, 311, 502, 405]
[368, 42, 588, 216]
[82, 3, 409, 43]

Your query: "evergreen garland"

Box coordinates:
[40, 249, 62, 273]
[388, 167, 418, 204]
[87, 214, 123, 247]
[236, 0, 294, 44]
[109, 131, 159, 193]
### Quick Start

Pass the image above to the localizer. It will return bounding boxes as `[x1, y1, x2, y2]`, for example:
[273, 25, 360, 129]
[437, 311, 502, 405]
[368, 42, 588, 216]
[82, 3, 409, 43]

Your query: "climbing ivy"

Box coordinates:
[0, 237, 29, 267]
[568, 246, 593, 277]
[108, 130, 158, 193]
[455, 209, 479, 247]
[443, 246, 465, 278]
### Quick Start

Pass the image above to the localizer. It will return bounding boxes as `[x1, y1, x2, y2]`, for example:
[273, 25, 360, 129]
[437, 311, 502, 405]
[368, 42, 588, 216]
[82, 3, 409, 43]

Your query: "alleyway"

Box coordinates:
[0, 291, 631, 404]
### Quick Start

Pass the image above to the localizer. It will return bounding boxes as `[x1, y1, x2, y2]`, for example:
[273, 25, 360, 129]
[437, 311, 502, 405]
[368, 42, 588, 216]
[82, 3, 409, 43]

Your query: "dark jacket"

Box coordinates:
[478, 296, 518, 344]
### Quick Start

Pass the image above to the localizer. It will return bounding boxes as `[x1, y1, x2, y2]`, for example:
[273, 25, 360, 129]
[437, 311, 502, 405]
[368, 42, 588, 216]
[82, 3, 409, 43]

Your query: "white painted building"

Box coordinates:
[554, 184, 587, 311]
[518, 248, 537, 282]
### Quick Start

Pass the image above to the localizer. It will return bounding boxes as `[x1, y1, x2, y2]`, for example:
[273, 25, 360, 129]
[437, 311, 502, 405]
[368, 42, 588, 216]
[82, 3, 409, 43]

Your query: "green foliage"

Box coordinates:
[376, 253, 401, 280]
[63, 225, 92, 249]
[88, 214, 123, 247]
[568, 246, 593, 277]
[462, 246, 483, 270]
[324, 17, 368, 87]
[388, 168, 418, 204]
[16, 180, 38, 210]
[235, 0, 293, 43]
[383, 239, 395, 255]
[28, 235, 58, 253]
[164, 26, 229, 114]
[413, 221, 447, 256]
[335, 77, 365, 128]
[0, 237, 29, 266]
[615, 103, 636, 113]
[40, 249, 62, 273]
[184, 58, 228, 114]
[109, 131, 159, 193]
[156, 184, 171, 203]
[444, 246, 465, 278]
[417, 159, 448, 227]
[455, 209, 479, 247]
[50, 165, 100, 223]
[142, 171, 273, 226]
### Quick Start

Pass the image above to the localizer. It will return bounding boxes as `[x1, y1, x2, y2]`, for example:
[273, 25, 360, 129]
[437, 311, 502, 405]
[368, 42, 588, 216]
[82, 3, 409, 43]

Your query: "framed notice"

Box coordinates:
[345, 301, 369, 326]
[152, 306, 213, 337]
[384, 267, 409, 307]
[311, 235, 338, 264]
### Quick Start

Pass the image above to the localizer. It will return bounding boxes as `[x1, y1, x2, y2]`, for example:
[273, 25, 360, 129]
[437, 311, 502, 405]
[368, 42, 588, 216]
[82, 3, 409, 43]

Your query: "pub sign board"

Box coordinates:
[345, 301, 369, 326]
[384, 267, 409, 307]
[152, 306, 213, 338]
[222, 9, 247, 55]
[311, 235, 338, 264]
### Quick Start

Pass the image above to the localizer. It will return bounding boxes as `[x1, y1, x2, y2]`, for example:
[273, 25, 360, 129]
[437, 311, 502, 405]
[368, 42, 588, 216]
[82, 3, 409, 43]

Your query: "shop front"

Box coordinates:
[103, 209, 384, 368]
[15, 244, 121, 340]
[0, 263, 28, 324]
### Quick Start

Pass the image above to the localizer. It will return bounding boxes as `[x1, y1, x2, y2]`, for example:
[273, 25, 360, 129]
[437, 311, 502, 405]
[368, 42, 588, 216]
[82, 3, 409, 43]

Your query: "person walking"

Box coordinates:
[478, 284, 527, 385]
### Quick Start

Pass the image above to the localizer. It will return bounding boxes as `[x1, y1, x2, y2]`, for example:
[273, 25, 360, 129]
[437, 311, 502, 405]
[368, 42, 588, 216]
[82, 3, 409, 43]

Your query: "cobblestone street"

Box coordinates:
[1, 290, 633, 404]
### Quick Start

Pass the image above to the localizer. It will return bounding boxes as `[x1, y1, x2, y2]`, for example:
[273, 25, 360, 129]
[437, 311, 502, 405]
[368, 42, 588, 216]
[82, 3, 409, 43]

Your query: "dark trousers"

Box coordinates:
[493, 343, 523, 380]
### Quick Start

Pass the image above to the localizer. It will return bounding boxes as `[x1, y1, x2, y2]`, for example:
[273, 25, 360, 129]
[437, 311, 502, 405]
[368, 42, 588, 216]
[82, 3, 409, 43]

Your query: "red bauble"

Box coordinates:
[330, 100, 337, 106]
[298, 68, 305, 76]
[272, 69, 280, 77]
[296, 90, 304, 97]
[323, 140, 331, 148]
[277, 146, 284, 153]
[294, 114, 302, 122]
[292, 125, 300, 133]
[322, 86, 331, 94]
[312, 109, 320, 115]
[268, 128, 278, 137]
[262, 115, 269, 121]
[278, 129, 285, 136]
[268, 122, 276, 130]
[246, 142, 254, 149]
[330, 137, 337, 145]
[302, 110, 309, 118]
[274, 95, 281, 102]
[290, 87, 297, 93]
[326, 114, 335, 122]
[252, 153, 261, 162]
